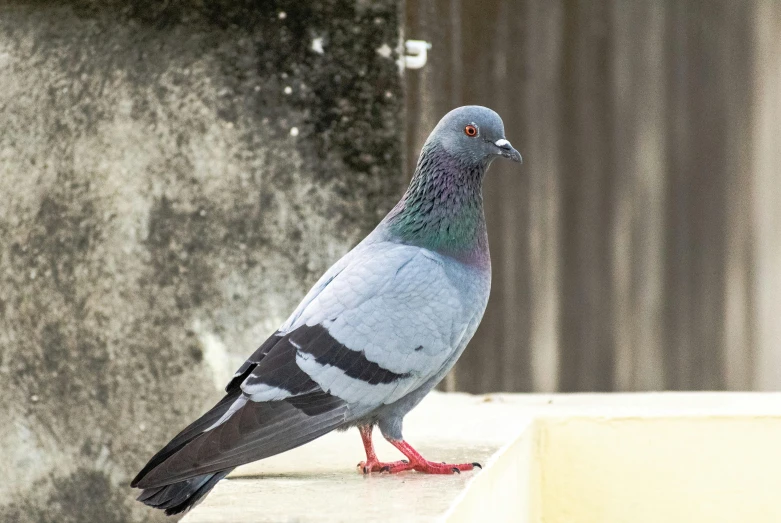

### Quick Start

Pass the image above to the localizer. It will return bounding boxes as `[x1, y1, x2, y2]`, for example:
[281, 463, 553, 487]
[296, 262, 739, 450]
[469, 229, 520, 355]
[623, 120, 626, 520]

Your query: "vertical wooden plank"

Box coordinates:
[752, 0, 781, 390]
[526, 0, 564, 393]
[663, 0, 696, 389]
[495, 0, 534, 393]
[557, 0, 616, 392]
[664, 1, 732, 391]
[721, 1, 757, 390]
[610, 0, 668, 390]
[686, 1, 735, 390]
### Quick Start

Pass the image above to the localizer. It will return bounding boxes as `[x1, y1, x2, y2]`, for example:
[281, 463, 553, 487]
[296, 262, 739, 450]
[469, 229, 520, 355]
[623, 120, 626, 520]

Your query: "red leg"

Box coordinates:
[356, 425, 482, 475]
[356, 425, 410, 474]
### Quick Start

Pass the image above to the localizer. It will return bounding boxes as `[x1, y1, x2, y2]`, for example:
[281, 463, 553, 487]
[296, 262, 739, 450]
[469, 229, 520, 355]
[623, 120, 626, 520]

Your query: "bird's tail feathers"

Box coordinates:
[131, 389, 242, 488]
[136, 469, 232, 516]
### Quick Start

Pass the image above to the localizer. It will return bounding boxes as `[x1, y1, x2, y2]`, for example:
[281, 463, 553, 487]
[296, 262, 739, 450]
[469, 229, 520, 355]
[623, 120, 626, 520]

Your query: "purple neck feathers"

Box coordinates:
[384, 142, 490, 265]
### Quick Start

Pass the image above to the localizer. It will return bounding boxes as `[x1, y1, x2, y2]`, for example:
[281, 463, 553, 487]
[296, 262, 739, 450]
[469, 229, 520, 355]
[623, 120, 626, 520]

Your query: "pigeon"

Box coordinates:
[131, 105, 522, 515]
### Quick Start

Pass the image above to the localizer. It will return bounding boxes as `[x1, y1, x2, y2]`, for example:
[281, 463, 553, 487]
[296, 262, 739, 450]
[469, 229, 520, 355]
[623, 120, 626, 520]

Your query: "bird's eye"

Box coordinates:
[464, 124, 478, 137]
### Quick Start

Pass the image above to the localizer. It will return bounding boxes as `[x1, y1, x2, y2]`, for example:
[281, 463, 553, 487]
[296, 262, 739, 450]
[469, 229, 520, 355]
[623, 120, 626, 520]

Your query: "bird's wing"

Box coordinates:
[231, 239, 478, 407]
[267, 240, 481, 407]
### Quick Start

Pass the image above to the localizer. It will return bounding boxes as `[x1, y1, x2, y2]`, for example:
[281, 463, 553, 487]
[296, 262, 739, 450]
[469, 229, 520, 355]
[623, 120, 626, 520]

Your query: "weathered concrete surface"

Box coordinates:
[183, 391, 536, 523]
[0, 2, 403, 522]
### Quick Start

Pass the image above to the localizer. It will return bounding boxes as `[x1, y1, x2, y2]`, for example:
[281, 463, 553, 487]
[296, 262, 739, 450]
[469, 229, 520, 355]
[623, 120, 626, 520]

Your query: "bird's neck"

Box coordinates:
[385, 143, 489, 264]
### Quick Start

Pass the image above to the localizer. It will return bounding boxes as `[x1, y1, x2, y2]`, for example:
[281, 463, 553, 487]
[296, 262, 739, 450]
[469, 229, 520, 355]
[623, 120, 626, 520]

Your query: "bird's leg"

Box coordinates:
[356, 425, 410, 474]
[385, 439, 481, 475]
[357, 425, 481, 475]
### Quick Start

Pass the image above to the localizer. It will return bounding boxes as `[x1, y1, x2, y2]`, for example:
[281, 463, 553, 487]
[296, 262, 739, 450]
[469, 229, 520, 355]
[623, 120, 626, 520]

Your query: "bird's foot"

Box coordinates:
[357, 459, 411, 474]
[357, 458, 481, 475]
[386, 440, 482, 474]
[356, 430, 482, 475]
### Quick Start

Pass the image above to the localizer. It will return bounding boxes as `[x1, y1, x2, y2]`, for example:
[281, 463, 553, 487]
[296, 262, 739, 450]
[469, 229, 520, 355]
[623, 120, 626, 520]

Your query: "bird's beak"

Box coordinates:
[494, 139, 523, 163]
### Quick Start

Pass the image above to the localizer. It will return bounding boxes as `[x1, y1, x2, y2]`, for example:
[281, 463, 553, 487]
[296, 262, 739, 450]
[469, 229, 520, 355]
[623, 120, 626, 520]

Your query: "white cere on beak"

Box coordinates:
[494, 139, 509, 147]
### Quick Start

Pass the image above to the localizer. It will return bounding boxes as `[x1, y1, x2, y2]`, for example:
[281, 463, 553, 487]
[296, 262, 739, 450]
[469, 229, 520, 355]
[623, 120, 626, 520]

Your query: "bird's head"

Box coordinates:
[426, 105, 522, 167]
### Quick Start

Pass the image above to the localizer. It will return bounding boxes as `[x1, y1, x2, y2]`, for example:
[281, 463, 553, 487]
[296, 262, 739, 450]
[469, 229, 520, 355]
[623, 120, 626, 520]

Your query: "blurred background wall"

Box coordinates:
[406, 0, 781, 394]
[0, 1, 403, 521]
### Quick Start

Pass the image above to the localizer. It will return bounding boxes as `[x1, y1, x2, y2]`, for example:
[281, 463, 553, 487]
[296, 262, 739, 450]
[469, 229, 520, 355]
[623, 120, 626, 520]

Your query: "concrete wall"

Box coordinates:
[0, 2, 404, 521]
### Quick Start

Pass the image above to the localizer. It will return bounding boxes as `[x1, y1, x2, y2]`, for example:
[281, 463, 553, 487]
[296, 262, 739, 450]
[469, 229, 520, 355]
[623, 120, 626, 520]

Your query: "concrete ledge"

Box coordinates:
[181, 392, 781, 523]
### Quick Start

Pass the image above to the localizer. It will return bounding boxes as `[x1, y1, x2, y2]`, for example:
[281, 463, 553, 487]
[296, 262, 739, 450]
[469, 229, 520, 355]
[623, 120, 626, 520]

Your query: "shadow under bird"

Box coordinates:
[131, 105, 522, 515]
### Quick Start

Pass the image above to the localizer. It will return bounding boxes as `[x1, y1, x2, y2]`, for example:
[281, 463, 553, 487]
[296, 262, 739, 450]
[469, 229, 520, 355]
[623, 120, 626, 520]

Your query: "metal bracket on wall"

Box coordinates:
[404, 40, 432, 69]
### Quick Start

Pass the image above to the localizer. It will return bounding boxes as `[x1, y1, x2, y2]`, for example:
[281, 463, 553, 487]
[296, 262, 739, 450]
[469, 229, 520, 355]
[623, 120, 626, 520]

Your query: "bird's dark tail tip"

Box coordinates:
[135, 470, 231, 516]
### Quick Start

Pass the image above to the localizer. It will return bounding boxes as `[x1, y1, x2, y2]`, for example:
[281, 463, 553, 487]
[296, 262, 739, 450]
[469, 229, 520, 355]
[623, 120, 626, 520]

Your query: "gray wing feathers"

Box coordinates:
[135, 392, 347, 488]
[277, 242, 484, 406]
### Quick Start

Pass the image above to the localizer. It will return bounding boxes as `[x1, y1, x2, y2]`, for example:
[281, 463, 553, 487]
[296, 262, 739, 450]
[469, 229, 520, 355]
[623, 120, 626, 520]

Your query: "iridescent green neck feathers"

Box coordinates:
[385, 143, 489, 260]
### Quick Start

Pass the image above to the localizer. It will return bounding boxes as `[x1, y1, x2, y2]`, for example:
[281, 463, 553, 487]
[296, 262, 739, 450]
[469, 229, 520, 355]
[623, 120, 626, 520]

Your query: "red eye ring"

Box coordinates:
[464, 124, 478, 137]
